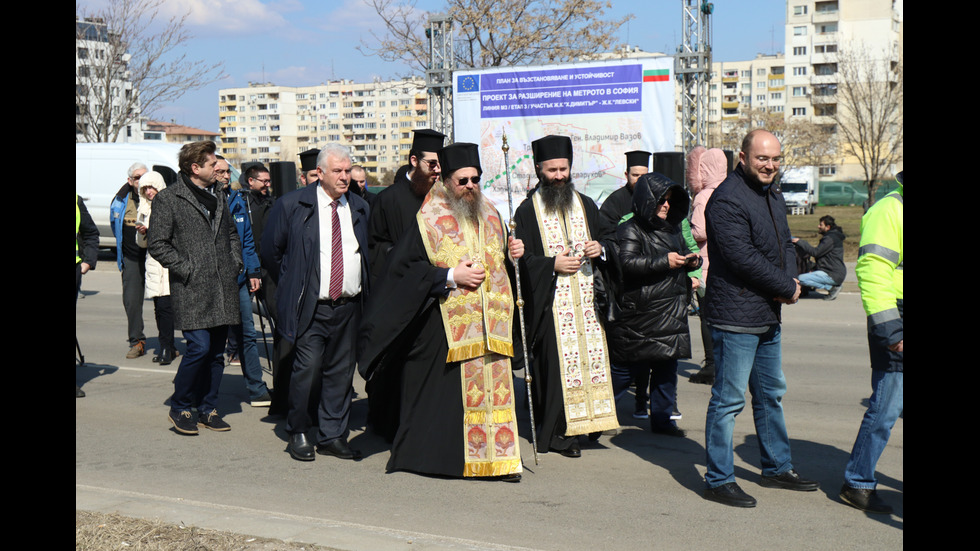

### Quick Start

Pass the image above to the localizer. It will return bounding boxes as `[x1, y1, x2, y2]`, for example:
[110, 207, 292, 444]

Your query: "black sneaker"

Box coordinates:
[198, 409, 231, 431]
[249, 391, 272, 407]
[704, 482, 757, 508]
[670, 402, 682, 420]
[839, 484, 893, 514]
[824, 286, 842, 301]
[759, 469, 819, 491]
[168, 409, 199, 435]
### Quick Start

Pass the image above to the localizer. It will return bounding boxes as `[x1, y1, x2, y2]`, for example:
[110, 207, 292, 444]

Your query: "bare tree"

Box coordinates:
[361, 0, 631, 72]
[713, 107, 838, 168]
[75, 0, 225, 142]
[826, 44, 903, 203]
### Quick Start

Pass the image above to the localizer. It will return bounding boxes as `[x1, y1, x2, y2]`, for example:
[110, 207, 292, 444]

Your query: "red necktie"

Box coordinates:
[329, 200, 343, 300]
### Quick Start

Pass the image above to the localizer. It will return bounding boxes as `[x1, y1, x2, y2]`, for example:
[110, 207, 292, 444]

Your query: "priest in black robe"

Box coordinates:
[363, 129, 446, 441]
[367, 129, 446, 286]
[298, 148, 320, 187]
[599, 150, 651, 228]
[359, 143, 524, 480]
[512, 135, 619, 458]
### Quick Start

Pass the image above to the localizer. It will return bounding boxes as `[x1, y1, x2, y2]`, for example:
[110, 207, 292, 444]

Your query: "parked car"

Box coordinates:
[819, 182, 868, 207]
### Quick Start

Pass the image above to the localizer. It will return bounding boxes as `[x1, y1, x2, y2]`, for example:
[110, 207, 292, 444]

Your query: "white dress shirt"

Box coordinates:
[316, 186, 362, 299]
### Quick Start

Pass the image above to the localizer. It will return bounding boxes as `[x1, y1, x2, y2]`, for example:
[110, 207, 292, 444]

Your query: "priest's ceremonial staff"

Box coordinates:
[502, 133, 539, 465]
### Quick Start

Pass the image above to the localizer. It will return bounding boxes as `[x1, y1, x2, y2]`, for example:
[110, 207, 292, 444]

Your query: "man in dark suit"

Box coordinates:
[262, 143, 370, 462]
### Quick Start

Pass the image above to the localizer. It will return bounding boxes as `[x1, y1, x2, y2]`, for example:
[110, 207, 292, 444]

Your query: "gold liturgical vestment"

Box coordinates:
[531, 192, 619, 436]
[416, 186, 522, 477]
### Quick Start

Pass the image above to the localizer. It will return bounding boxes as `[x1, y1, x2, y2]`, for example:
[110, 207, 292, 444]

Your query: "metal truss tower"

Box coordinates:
[426, 14, 454, 139]
[675, 1, 713, 156]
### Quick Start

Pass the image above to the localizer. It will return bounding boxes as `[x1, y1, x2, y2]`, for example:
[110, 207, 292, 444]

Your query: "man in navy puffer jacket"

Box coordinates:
[701, 129, 818, 508]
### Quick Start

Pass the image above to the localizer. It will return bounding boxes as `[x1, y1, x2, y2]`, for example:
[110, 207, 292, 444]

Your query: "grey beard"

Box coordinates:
[540, 178, 576, 215]
[446, 187, 482, 225]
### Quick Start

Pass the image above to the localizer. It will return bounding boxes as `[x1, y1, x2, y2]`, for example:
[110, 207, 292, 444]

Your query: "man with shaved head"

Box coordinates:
[701, 129, 817, 508]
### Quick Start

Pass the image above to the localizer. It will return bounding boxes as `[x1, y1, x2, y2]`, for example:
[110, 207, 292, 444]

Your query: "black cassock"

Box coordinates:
[364, 176, 427, 440]
[367, 176, 425, 287]
[511, 189, 614, 453]
[598, 184, 634, 229]
[358, 228, 467, 476]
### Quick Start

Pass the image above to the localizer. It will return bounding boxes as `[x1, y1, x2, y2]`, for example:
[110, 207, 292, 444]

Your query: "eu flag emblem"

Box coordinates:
[457, 74, 479, 93]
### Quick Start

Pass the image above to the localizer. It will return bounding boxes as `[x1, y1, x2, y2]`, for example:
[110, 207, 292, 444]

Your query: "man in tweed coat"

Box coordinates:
[149, 141, 243, 435]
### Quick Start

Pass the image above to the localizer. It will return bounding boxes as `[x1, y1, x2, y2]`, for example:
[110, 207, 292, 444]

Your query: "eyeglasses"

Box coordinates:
[130, 174, 143, 181]
[456, 176, 481, 186]
[421, 158, 440, 169]
[253, 178, 271, 184]
[754, 156, 783, 165]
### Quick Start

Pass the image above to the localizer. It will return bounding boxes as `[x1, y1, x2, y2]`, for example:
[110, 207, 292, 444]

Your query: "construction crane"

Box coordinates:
[676, 1, 713, 158]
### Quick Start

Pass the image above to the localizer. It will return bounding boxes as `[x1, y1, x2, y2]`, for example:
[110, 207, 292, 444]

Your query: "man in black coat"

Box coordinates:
[701, 129, 817, 508]
[793, 215, 846, 300]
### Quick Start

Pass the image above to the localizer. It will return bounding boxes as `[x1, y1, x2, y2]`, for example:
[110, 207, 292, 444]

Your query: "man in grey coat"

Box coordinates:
[149, 141, 243, 435]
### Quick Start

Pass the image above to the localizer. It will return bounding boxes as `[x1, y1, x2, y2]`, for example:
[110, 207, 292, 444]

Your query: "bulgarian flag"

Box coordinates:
[643, 69, 670, 82]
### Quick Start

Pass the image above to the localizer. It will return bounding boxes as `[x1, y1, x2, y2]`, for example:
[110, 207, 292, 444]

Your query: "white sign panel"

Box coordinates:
[453, 57, 675, 212]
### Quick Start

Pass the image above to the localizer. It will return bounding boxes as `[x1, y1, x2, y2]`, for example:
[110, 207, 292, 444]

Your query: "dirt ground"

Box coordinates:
[76, 511, 340, 551]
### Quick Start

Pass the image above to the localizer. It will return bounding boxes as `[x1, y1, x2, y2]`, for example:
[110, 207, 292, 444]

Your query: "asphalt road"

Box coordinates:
[76, 265, 902, 550]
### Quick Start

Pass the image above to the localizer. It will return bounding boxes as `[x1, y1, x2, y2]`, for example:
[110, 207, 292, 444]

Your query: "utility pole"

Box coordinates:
[426, 14, 454, 139]
[675, 1, 713, 158]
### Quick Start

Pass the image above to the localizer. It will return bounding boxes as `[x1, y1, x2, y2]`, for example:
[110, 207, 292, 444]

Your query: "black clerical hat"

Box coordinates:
[625, 150, 652, 169]
[298, 148, 320, 172]
[438, 143, 482, 176]
[412, 129, 446, 154]
[531, 135, 573, 165]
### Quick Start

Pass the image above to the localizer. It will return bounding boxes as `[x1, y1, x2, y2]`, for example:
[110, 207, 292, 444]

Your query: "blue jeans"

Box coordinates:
[844, 370, 903, 489]
[171, 326, 228, 414]
[230, 284, 269, 400]
[798, 270, 836, 290]
[704, 326, 793, 488]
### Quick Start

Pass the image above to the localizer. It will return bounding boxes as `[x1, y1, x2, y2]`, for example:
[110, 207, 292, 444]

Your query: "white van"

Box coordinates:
[76, 143, 184, 249]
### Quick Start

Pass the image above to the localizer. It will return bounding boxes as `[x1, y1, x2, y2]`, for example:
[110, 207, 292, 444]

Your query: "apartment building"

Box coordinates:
[700, 1, 902, 181]
[785, 0, 903, 179]
[218, 78, 429, 179]
[704, 54, 787, 149]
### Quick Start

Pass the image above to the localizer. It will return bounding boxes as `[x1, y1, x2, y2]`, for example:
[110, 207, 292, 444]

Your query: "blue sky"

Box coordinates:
[78, 0, 788, 133]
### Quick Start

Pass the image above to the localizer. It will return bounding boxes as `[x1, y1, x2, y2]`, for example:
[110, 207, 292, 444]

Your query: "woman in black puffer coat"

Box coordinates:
[607, 172, 702, 436]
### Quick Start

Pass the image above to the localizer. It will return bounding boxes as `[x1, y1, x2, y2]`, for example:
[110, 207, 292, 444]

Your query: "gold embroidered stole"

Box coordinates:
[416, 187, 521, 477]
[531, 192, 619, 436]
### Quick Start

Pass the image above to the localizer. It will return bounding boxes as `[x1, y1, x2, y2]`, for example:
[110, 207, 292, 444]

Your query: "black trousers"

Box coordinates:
[286, 299, 360, 446]
[153, 295, 175, 352]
